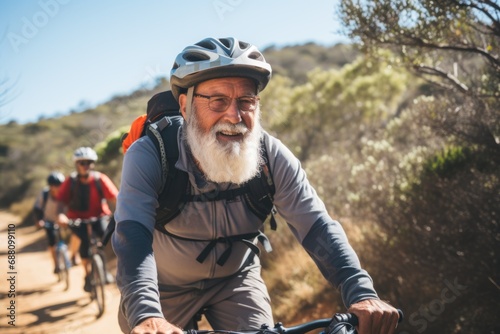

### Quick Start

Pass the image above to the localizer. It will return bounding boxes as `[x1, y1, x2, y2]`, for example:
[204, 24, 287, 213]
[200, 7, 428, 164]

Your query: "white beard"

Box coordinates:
[185, 108, 263, 185]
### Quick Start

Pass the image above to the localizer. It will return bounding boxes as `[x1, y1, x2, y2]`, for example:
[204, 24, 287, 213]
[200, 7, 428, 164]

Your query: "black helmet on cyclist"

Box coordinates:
[72, 147, 98, 162]
[169, 37, 272, 101]
[47, 172, 65, 186]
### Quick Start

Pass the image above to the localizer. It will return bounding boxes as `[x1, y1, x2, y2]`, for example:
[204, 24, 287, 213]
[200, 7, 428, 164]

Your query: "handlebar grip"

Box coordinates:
[333, 313, 358, 326]
[333, 308, 404, 326]
[101, 216, 116, 246]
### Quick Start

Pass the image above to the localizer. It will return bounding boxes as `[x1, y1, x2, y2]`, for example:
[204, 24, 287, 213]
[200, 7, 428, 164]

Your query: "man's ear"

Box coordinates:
[179, 94, 187, 120]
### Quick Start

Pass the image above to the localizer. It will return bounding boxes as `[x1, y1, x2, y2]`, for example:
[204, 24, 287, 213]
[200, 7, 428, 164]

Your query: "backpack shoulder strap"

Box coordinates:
[146, 115, 189, 228]
[69, 172, 77, 194]
[92, 171, 105, 199]
[42, 188, 50, 211]
[33, 188, 49, 221]
[244, 139, 277, 230]
[69, 171, 104, 199]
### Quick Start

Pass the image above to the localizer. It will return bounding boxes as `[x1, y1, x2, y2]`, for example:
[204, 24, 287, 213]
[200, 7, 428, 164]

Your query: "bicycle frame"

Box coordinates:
[69, 217, 107, 318]
[55, 224, 71, 290]
[45, 221, 72, 290]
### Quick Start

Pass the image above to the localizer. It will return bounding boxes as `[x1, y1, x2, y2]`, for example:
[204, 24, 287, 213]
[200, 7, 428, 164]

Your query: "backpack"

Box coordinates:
[121, 90, 181, 154]
[42, 188, 50, 211]
[68, 171, 105, 211]
[115, 90, 277, 265]
[33, 188, 50, 221]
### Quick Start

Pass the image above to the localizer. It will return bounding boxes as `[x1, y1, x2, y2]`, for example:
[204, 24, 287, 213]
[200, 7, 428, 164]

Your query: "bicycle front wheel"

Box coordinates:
[90, 253, 106, 318]
[56, 244, 70, 291]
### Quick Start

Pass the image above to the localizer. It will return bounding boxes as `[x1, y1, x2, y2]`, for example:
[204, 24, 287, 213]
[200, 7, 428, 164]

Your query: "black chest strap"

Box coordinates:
[158, 228, 272, 266]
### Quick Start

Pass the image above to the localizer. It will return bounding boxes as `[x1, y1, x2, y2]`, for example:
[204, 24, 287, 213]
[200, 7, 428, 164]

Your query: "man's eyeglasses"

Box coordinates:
[77, 160, 95, 166]
[194, 93, 260, 113]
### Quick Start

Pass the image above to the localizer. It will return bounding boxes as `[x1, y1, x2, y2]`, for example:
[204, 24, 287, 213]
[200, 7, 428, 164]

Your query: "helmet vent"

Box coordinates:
[248, 51, 264, 61]
[196, 40, 217, 50]
[183, 52, 211, 62]
[219, 38, 232, 48]
[239, 41, 250, 50]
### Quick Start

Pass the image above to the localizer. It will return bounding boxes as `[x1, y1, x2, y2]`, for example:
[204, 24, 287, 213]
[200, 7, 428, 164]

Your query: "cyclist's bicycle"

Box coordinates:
[185, 309, 403, 334]
[68, 217, 108, 318]
[43, 221, 72, 290]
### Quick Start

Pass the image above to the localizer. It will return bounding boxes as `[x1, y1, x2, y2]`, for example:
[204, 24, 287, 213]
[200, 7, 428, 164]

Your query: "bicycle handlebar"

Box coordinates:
[333, 308, 404, 326]
[67, 217, 100, 227]
[183, 309, 403, 334]
[43, 221, 58, 229]
[328, 309, 404, 333]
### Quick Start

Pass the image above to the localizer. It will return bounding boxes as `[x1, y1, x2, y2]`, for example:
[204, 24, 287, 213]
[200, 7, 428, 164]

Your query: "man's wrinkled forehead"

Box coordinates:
[194, 77, 258, 94]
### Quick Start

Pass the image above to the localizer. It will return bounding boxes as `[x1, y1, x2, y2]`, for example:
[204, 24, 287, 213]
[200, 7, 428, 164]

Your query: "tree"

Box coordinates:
[337, 1, 500, 333]
[261, 52, 410, 161]
[338, 0, 499, 153]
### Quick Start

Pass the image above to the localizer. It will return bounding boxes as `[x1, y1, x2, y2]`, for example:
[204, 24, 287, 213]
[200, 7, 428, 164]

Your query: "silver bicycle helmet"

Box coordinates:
[72, 147, 98, 162]
[47, 171, 65, 186]
[169, 37, 272, 100]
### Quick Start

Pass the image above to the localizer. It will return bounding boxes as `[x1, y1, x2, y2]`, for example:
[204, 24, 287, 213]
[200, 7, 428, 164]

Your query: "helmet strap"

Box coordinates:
[185, 86, 195, 120]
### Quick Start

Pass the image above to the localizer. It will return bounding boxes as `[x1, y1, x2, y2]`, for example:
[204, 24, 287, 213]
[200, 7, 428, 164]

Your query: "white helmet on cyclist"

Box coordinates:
[72, 147, 98, 162]
[169, 37, 272, 101]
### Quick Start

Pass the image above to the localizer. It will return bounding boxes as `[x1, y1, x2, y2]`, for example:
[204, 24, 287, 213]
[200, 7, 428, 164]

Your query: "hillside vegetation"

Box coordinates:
[1, 3, 499, 332]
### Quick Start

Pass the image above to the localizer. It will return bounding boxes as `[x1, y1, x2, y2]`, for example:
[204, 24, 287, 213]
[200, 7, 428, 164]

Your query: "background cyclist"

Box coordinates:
[57, 146, 119, 292]
[33, 171, 67, 274]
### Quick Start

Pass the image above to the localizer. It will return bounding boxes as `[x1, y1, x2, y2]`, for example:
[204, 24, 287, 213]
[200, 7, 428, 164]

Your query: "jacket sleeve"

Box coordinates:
[302, 217, 379, 307]
[112, 137, 165, 328]
[113, 220, 164, 328]
[265, 133, 379, 307]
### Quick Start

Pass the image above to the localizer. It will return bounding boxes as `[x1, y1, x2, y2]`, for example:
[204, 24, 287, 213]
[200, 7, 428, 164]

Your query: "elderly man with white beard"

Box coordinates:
[112, 37, 400, 334]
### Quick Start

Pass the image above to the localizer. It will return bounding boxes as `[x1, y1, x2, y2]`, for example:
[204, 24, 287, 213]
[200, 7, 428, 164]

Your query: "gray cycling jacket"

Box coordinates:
[112, 126, 379, 329]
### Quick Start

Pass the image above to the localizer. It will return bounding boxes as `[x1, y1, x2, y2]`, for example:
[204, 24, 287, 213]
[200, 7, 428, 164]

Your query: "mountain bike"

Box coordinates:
[44, 221, 72, 290]
[185, 309, 403, 334]
[68, 217, 108, 318]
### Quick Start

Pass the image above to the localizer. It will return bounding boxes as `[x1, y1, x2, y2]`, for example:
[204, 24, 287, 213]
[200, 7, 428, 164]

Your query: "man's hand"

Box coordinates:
[131, 317, 183, 334]
[348, 299, 399, 334]
[56, 213, 69, 226]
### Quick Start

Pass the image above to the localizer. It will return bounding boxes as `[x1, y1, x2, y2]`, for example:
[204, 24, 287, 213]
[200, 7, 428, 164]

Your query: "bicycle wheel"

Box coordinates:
[56, 243, 70, 291]
[90, 253, 106, 318]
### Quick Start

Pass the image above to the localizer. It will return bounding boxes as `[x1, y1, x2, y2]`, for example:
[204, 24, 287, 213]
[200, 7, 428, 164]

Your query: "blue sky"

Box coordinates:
[0, 0, 348, 124]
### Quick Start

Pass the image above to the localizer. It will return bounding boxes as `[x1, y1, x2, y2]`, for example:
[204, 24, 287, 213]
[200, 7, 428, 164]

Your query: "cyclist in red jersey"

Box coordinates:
[57, 147, 119, 292]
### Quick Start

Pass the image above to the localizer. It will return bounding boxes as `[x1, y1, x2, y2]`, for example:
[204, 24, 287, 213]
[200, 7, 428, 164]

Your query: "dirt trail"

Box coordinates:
[0, 210, 122, 334]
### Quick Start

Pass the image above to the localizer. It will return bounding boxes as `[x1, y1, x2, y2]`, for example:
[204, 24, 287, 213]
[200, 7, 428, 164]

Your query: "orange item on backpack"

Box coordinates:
[121, 90, 181, 155]
[122, 114, 147, 154]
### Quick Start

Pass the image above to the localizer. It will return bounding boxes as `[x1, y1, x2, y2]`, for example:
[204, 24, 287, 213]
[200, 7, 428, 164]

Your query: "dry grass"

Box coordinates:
[261, 217, 333, 322]
[261, 215, 378, 324]
[9, 198, 35, 222]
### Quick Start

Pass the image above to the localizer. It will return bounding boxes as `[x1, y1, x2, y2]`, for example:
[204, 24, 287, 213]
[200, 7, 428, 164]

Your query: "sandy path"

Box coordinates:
[0, 210, 122, 334]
